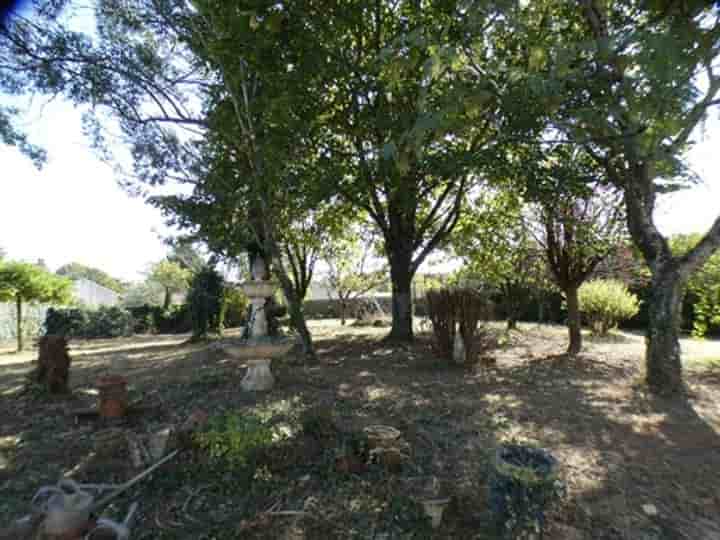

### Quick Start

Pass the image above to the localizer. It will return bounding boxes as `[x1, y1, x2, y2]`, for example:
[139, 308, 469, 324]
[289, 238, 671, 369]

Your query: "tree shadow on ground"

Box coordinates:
[468, 353, 720, 539]
[2, 325, 720, 540]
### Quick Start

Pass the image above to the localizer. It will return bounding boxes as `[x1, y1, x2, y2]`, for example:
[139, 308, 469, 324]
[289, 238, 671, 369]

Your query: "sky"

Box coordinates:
[1, 97, 720, 282]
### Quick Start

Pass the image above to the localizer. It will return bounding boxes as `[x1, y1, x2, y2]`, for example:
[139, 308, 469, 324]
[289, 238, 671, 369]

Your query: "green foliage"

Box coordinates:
[452, 187, 551, 327]
[222, 287, 249, 329]
[0, 261, 73, 349]
[192, 413, 273, 472]
[126, 304, 192, 334]
[121, 280, 165, 308]
[188, 266, 225, 339]
[167, 240, 206, 273]
[0, 261, 73, 305]
[670, 234, 720, 338]
[56, 262, 126, 293]
[578, 280, 640, 336]
[148, 259, 191, 309]
[44, 306, 134, 338]
[320, 222, 387, 322]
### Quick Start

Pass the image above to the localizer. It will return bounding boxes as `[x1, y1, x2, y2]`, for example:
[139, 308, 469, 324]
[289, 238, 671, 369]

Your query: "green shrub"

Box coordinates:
[188, 266, 225, 339]
[44, 306, 133, 338]
[192, 413, 273, 472]
[126, 304, 192, 334]
[223, 287, 249, 328]
[578, 279, 640, 336]
[45, 307, 87, 336]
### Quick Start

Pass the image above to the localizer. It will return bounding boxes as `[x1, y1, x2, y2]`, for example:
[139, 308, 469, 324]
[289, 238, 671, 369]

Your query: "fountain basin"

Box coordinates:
[223, 337, 294, 360]
[240, 281, 278, 298]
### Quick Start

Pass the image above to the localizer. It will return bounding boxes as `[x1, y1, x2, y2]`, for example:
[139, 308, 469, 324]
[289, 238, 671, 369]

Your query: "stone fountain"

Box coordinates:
[223, 254, 293, 391]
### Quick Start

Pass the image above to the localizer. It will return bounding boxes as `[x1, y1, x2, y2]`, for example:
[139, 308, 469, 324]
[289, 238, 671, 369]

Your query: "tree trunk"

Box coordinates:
[645, 268, 685, 392]
[272, 257, 317, 363]
[387, 252, 414, 341]
[339, 299, 347, 326]
[287, 296, 316, 363]
[565, 285, 582, 356]
[163, 287, 171, 310]
[507, 318, 517, 331]
[16, 295, 23, 352]
[621, 168, 696, 393]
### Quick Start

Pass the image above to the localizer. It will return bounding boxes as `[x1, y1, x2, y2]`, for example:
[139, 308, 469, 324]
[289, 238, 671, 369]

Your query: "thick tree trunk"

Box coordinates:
[387, 252, 414, 341]
[16, 295, 23, 352]
[507, 318, 517, 331]
[645, 268, 685, 392]
[565, 285, 582, 356]
[163, 288, 171, 310]
[621, 168, 696, 393]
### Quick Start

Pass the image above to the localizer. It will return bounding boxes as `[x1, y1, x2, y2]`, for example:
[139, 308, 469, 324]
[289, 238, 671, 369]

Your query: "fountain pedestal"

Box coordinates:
[241, 359, 274, 391]
[222, 265, 292, 391]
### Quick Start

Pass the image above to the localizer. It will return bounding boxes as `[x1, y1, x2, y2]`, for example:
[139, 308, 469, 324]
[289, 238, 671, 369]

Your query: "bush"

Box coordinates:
[192, 412, 273, 473]
[188, 266, 225, 339]
[45, 308, 88, 337]
[578, 279, 640, 335]
[223, 287, 249, 328]
[44, 306, 133, 339]
[126, 304, 192, 334]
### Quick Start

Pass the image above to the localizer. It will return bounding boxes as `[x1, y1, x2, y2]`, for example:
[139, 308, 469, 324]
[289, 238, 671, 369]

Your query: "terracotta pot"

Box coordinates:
[96, 375, 128, 419]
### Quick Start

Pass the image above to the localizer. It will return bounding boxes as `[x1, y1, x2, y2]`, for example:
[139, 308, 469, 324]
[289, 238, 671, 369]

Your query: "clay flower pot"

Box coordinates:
[96, 375, 128, 419]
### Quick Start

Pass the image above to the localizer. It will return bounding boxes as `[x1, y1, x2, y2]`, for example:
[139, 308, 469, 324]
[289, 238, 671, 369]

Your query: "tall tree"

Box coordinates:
[0, 261, 73, 351]
[306, 2, 503, 341]
[516, 1, 720, 391]
[534, 183, 626, 355]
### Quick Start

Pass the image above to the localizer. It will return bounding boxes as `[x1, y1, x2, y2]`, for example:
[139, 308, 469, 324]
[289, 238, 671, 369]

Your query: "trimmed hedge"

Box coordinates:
[127, 304, 192, 334]
[45, 306, 133, 339]
[45, 304, 193, 339]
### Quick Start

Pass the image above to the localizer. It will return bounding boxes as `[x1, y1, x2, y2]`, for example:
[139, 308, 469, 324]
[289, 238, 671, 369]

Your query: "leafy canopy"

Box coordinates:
[0, 261, 73, 305]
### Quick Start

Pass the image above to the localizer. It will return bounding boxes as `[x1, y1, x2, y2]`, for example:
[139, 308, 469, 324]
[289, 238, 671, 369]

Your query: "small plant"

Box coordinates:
[192, 412, 273, 472]
[578, 279, 640, 336]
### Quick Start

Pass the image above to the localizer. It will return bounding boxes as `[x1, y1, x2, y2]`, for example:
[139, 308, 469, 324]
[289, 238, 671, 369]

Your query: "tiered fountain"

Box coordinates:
[223, 253, 293, 391]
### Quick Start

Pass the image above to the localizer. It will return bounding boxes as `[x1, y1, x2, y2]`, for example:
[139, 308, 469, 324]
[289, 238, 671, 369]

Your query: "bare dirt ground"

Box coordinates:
[1, 321, 720, 539]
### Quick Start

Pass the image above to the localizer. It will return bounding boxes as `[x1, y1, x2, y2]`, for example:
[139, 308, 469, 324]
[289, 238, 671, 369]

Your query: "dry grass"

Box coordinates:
[1, 321, 719, 539]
